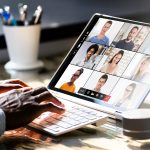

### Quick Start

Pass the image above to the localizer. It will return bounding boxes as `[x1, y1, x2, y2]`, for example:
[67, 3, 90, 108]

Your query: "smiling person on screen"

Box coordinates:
[88, 20, 112, 46]
[100, 50, 124, 75]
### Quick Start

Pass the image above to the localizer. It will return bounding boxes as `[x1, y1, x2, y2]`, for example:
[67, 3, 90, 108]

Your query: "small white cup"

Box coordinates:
[3, 24, 44, 70]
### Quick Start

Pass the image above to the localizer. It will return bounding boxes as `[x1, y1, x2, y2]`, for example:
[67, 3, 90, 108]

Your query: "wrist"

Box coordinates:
[0, 109, 6, 135]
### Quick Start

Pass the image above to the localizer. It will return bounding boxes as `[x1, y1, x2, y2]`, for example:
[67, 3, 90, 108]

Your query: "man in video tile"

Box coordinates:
[88, 20, 112, 46]
[60, 68, 84, 93]
[115, 26, 139, 51]
[93, 74, 108, 92]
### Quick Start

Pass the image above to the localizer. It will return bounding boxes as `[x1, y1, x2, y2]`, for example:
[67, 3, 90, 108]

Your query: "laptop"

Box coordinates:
[29, 13, 150, 136]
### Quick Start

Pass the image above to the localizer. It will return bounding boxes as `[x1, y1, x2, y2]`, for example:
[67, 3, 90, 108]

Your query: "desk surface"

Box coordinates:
[0, 53, 150, 150]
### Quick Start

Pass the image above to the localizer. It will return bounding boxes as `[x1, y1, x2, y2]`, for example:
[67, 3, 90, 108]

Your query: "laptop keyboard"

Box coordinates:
[30, 99, 108, 136]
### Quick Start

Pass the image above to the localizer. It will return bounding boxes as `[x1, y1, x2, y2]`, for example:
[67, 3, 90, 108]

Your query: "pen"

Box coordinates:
[0, 8, 5, 24]
[3, 6, 11, 24]
[9, 15, 17, 26]
[29, 5, 43, 25]
[23, 5, 28, 20]
[18, 3, 28, 25]
[36, 5, 43, 23]
[3, 6, 17, 26]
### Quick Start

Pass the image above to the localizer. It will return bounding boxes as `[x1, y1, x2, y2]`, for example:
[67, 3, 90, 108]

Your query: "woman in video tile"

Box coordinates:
[115, 83, 136, 108]
[132, 57, 150, 84]
[90, 45, 105, 69]
[100, 50, 124, 75]
[75, 44, 99, 69]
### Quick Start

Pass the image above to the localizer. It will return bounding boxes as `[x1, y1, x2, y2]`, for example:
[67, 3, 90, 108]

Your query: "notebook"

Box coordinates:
[29, 13, 150, 136]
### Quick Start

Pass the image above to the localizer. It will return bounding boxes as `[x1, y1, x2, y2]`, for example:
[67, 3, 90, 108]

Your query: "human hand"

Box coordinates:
[0, 79, 30, 94]
[0, 87, 65, 130]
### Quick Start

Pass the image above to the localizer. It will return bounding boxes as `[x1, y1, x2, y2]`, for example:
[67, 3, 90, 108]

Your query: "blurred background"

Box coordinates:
[1, 0, 150, 62]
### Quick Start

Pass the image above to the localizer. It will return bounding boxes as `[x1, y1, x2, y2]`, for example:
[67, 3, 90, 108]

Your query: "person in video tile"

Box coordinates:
[88, 20, 112, 46]
[60, 68, 84, 93]
[90, 45, 105, 69]
[75, 44, 99, 69]
[100, 50, 124, 75]
[115, 83, 136, 108]
[132, 57, 150, 84]
[93, 74, 108, 92]
[115, 26, 139, 51]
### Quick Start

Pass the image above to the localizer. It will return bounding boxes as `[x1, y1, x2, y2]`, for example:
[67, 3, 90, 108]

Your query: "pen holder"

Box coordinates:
[3, 24, 44, 70]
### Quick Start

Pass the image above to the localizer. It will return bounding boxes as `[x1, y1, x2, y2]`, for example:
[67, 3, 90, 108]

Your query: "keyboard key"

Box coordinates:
[64, 113, 78, 119]
[45, 125, 64, 132]
[59, 117, 80, 125]
[85, 115, 97, 120]
[55, 121, 73, 128]
[74, 116, 85, 121]
[78, 118, 89, 123]
[46, 124, 59, 129]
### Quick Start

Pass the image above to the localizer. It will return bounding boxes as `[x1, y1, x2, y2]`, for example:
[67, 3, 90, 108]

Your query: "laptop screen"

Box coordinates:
[48, 14, 150, 111]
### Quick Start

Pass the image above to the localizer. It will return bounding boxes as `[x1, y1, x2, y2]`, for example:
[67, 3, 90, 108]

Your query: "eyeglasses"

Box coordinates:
[125, 88, 133, 92]
[72, 74, 79, 77]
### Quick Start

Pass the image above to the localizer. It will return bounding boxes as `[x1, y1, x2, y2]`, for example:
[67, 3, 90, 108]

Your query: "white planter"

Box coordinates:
[3, 24, 44, 70]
